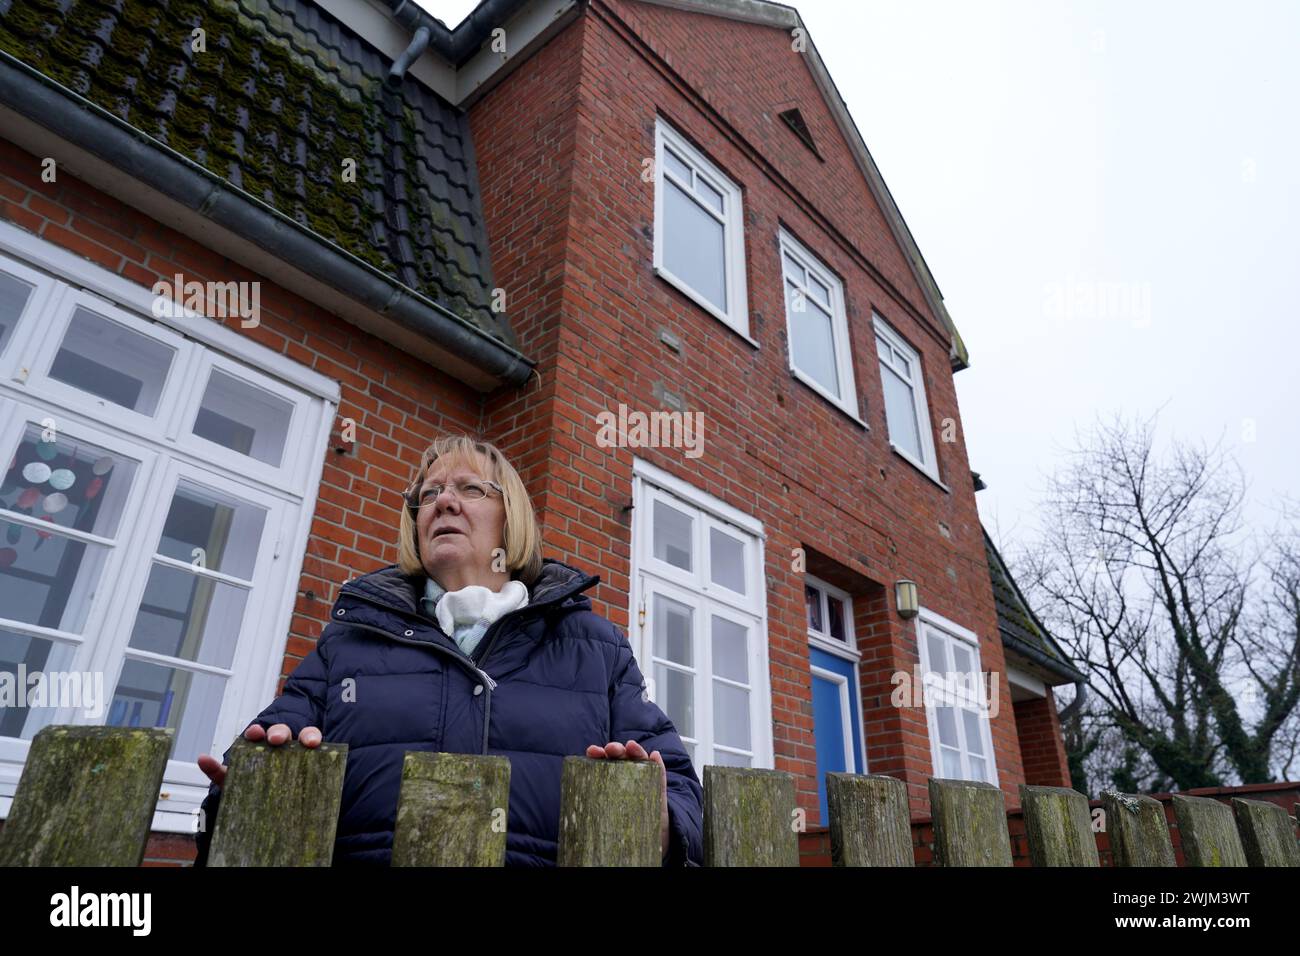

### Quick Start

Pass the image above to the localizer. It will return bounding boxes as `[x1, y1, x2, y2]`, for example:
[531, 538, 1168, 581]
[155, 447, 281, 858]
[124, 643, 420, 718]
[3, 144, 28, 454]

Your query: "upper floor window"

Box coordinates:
[778, 229, 859, 419]
[918, 608, 997, 785]
[653, 117, 749, 338]
[873, 315, 939, 480]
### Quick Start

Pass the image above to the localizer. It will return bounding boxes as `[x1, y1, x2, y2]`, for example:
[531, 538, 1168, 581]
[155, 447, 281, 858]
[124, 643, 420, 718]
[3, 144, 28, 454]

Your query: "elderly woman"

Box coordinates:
[194, 435, 703, 866]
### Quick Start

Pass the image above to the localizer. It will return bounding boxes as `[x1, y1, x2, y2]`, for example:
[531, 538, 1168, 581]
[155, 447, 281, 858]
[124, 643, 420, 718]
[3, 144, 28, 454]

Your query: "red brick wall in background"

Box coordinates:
[1015, 693, 1072, 787]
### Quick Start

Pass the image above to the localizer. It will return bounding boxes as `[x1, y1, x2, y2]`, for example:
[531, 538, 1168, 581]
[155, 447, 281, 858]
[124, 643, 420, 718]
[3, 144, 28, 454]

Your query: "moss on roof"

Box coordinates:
[0, 0, 508, 340]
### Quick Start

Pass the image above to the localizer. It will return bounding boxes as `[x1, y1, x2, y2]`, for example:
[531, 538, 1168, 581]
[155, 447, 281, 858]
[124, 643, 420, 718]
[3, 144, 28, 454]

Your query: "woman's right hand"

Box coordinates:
[197, 723, 323, 788]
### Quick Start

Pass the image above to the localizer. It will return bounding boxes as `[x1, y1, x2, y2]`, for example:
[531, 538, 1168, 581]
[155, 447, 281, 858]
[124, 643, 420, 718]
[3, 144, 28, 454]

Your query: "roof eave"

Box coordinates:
[0, 52, 534, 392]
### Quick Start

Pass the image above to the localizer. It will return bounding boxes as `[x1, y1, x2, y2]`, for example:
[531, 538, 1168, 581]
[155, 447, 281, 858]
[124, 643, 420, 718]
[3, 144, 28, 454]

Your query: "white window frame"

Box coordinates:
[630, 456, 771, 771]
[804, 572, 859, 660]
[0, 221, 339, 833]
[777, 229, 863, 423]
[653, 116, 752, 343]
[872, 313, 941, 484]
[916, 606, 998, 786]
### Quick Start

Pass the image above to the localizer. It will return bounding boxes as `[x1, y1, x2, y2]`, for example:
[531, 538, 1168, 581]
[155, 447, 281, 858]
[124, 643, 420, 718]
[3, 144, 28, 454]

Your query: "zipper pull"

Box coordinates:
[477, 668, 497, 691]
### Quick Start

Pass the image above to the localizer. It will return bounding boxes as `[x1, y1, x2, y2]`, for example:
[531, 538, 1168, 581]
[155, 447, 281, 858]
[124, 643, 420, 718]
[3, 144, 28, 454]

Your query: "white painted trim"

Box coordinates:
[653, 116, 751, 340]
[1007, 665, 1047, 699]
[873, 312, 942, 485]
[916, 606, 1000, 787]
[811, 663, 859, 773]
[803, 572, 857, 654]
[632, 456, 765, 538]
[0, 221, 340, 403]
[630, 458, 772, 771]
[777, 227, 865, 424]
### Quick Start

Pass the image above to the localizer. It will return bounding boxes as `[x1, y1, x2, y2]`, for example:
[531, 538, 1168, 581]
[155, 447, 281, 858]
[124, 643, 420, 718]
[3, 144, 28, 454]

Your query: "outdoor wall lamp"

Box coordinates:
[895, 579, 919, 619]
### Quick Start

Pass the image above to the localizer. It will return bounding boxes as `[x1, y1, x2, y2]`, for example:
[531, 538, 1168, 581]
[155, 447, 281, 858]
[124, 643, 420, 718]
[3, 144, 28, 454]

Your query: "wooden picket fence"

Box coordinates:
[1, 726, 1297, 866]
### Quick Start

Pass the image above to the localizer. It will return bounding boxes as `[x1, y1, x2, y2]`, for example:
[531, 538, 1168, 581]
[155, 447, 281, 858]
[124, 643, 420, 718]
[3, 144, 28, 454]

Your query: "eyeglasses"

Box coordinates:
[404, 478, 503, 512]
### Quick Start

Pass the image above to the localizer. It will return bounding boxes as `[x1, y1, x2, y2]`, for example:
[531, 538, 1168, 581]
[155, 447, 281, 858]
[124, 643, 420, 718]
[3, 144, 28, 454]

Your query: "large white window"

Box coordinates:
[873, 314, 939, 480]
[630, 458, 770, 771]
[917, 608, 998, 785]
[778, 229, 860, 421]
[0, 224, 337, 832]
[653, 116, 750, 339]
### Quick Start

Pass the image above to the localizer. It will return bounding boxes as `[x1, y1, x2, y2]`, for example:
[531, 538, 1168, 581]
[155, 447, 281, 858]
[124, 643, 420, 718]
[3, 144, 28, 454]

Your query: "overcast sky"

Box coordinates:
[423, 0, 1299, 551]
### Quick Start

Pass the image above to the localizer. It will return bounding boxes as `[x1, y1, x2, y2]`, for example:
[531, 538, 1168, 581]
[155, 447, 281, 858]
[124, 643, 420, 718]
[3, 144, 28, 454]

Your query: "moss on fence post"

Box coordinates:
[1171, 794, 1247, 867]
[703, 766, 800, 867]
[827, 772, 913, 866]
[1019, 784, 1099, 867]
[0, 725, 172, 866]
[1102, 791, 1176, 867]
[392, 751, 510, 866]
[1231, 798, 1300, 867]
[207, 737, 348, 867]
[928, 778, 1013, 866]
[557, 755, 661, 866]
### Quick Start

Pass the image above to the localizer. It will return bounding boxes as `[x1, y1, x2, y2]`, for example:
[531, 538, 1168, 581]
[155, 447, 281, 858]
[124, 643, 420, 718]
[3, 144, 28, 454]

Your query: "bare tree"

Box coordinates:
[1020, 412, 1300, 789]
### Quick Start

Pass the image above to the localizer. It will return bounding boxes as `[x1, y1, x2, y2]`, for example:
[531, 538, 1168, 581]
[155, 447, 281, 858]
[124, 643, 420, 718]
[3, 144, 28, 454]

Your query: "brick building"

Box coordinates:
[0, 0, 1081, 864]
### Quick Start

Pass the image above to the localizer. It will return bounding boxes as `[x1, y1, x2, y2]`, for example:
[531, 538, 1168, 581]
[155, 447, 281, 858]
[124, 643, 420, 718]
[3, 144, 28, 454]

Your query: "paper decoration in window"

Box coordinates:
[21, 462, 50, 484]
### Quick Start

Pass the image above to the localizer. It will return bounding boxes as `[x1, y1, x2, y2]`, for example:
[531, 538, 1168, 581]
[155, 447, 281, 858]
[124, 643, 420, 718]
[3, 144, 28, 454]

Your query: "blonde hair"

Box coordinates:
[397, 435, 544, 587]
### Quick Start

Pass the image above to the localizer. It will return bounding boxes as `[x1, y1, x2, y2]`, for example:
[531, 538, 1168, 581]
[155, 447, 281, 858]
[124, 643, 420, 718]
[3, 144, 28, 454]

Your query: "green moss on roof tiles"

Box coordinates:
[0, 0, 505, 338]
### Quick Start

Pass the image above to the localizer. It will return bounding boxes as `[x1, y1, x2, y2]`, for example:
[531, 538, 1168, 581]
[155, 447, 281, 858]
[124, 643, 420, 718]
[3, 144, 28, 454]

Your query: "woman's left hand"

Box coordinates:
[585, 739, 670, 860]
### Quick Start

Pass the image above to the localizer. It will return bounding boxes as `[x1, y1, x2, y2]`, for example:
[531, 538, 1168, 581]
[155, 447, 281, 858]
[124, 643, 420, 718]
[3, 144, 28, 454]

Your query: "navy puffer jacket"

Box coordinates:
[194, 558, 703, 866]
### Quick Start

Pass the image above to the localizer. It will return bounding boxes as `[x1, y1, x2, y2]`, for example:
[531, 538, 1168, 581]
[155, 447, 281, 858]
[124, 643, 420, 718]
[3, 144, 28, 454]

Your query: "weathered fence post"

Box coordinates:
[703, 766, 800, 866]
[207, 737, 348, 866]
[826, 772, 913, 866]
[1170, 794, 1247, 867]
[0, 725, 172, 866]
[557, 755, 661, 866]
[928, 778, 1013, 866]
[1101, 791, 1176, 866]
[392, 752, 511, 866]
[1230, 798, 1300, 867]
[1020, 784, 1100, 866]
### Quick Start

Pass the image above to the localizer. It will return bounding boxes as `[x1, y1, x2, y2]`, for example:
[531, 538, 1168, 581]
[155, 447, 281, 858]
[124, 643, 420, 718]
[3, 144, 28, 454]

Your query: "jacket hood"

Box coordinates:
[340, 557, 601, 617]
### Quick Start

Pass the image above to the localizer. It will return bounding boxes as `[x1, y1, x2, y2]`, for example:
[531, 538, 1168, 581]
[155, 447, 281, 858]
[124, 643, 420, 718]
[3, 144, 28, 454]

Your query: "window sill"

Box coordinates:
[808, 633, 862, 661]
[889, 443, 950, 493]
[653, 267, 758, 349]
[789, 368, 869, 430]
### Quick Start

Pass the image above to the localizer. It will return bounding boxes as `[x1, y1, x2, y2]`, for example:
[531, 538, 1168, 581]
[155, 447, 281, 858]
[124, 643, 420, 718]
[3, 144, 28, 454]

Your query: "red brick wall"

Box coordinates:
[468, 0, 1024, 824]
[1014, 693, 1072, 787]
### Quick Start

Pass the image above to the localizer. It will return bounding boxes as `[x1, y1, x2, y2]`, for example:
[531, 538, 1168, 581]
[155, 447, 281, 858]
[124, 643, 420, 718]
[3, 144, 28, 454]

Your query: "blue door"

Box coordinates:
[810, 647, 864, 827]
